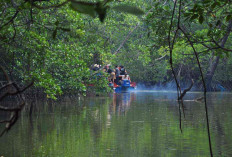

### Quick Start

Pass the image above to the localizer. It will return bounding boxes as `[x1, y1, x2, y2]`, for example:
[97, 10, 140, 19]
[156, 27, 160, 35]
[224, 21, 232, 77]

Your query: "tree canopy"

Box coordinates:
[0, 0, 232, 98]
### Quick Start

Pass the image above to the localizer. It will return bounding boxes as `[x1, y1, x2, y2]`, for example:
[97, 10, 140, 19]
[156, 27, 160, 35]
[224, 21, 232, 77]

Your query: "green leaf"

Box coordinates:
[225, 51, 229, 58]
[103, 0, 114, 5]
[163, 5, 169, 11]
[190, 14, 198, 21]
[183, 12, 192, 17]
[193, 4, 198, 11]
[211, 2, 219, 9]
[55, 20, 59, 26]
[199, 15, 204, 24]
[226, 15, 232, 22]
[70, 1, 96, 17]
[112, 5, 144, 16]
[216, 20, 221, 26]
[202, 0, 211, 4]
[207, 30, 211, 36]
[198, 8, 204, 14]
[60, 27, 71, 32]
[52, 28, 57, 39]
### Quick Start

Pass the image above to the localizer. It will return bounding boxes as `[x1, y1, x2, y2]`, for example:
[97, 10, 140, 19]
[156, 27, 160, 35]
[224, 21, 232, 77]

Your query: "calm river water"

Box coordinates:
[0, 91, 232, 157]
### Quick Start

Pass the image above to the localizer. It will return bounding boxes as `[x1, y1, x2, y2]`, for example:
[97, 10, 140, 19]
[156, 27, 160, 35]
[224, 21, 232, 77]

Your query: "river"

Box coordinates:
[0, 91, 232, 156]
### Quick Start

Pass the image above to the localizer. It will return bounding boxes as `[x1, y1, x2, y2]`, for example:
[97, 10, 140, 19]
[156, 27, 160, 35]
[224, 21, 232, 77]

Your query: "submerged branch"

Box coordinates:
[179, 26, 213, 157]
[178, 79, 194, 101]
[168, 0, 184, 132]
[167, 1, 213, 156]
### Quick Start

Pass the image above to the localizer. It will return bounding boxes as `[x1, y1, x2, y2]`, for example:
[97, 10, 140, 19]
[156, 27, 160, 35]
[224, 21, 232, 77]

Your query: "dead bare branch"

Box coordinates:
[0, 81, 34, 101]
[0, 66, 33, 137]
[168, 1, 213, 156]
[179, 26, 213, 157]
[178, 79, 194, 100]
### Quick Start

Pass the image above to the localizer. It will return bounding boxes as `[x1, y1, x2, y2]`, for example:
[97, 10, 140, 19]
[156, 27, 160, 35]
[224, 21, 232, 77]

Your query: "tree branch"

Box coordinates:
[0, 66, 34, 137]
[178, 79, 194, 100]
[0, 10, 19, 30]
[113, 7, 155, 55]
[0, 81, 34, 101]
[179, 26, 213, 157]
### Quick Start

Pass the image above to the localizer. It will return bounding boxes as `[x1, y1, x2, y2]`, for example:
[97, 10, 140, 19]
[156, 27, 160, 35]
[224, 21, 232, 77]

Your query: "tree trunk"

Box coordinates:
[206, 20, 232, 91]
[206, 55, 220, 91]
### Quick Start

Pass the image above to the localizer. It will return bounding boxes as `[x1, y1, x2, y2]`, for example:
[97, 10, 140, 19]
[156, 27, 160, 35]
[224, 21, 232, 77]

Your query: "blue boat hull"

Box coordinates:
[114, 86, 135, 93]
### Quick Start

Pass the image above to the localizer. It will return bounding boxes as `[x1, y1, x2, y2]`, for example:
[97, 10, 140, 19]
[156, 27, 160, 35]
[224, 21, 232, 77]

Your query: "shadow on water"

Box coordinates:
[0, 91, 232, 156]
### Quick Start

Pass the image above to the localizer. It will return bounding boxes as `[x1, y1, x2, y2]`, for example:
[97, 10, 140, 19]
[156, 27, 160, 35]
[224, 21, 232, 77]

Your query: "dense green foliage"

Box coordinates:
[1, 0, 232, 98]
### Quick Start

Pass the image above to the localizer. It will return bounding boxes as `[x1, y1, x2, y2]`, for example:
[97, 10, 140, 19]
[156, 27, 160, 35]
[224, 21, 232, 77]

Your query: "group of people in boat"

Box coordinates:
[91, 64, 131, 85]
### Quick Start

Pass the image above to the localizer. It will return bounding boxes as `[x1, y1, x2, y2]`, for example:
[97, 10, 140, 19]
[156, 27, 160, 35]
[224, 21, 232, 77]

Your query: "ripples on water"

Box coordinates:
[0, 91, 232, 156]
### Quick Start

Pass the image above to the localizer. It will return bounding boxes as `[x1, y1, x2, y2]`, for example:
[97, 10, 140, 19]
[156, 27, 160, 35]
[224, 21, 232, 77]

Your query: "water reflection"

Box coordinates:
[106, 93, 136, 128]
[0, 91, 232, 157]
[111, 93, 135, 114]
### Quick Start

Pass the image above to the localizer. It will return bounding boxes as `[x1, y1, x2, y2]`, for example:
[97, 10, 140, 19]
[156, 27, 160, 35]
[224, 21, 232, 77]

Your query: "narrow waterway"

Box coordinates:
[1, 91, 232, 156]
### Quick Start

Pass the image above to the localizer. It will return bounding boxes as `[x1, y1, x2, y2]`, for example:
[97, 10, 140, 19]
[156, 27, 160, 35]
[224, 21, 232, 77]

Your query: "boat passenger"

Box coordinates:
[103, 65, 107, 72]
[115, 65, 120, 85]
[120, 65, 126, 75]
[106, 64, 115, 83]
[106, 64, 111, 73]
[121, 73, 131, 83]
[93, 64, 100, 71]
